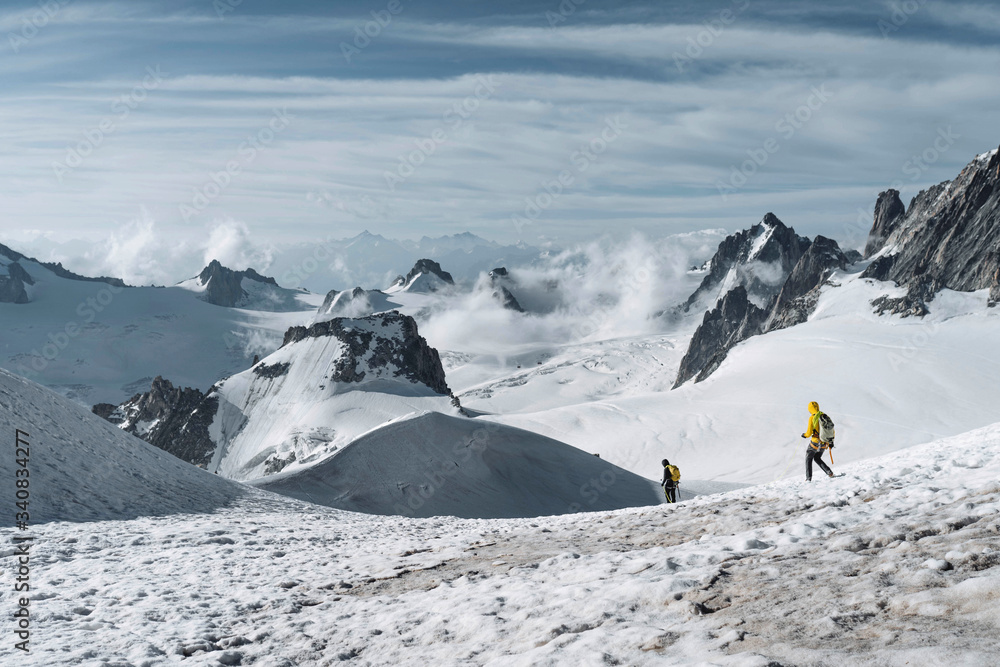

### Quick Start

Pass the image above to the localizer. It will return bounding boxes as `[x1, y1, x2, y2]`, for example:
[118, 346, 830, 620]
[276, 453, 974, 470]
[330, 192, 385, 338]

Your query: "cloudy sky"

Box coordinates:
[2, 0, 999, 268]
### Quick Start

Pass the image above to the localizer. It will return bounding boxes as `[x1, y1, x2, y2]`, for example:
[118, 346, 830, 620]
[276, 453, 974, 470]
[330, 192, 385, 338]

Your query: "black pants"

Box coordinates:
[805, 445, 833, 481]
[663, 483, 677, 503]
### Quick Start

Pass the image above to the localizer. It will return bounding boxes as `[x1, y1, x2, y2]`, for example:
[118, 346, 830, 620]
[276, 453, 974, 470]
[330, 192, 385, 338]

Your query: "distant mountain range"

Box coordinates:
[268, 231, 547, 293]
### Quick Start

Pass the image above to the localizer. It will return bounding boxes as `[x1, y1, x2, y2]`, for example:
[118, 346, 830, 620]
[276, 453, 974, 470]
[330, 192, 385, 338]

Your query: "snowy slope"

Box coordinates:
[451, 266, 1000, 484]
[204, 313, 456, 481]
[251, 410, 664, 519]
[0, 368, 244, 524]
[6, 418, 1000, 665]
[0, 255, 322, 406]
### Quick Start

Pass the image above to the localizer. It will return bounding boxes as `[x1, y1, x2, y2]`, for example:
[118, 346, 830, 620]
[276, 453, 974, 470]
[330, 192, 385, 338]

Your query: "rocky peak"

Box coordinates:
[195, 259, 280, 307]
[675, 232, 849, 387]
[674, 286, 769, 388]
[488, 267, 524, 312]
[684, 213, 812, 311]
[765, 236, 848, 332]
[0, 261, 34, 304]
[864, 189, 906, 258]
[319, 286, 368, 314]
[281, 311, 450, 395]
[406, 259, 454, 285]
[860, 146, 1000, 301]
[92, 376, 218, 466]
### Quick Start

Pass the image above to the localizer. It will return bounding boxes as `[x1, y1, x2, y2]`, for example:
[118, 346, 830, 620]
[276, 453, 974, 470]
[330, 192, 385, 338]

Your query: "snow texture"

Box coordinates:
[2, 370, 999, 664]
[251, 410, 664, 518]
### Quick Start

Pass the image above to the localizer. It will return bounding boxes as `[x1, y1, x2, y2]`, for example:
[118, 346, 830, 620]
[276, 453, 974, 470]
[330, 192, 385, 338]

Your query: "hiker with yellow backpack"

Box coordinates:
[801, 401, 836, 481]
[661, 459, 680, 503]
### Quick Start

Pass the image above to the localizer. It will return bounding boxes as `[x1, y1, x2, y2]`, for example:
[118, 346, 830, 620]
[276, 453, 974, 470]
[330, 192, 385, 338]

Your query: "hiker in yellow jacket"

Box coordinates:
[801, 401, 835, 481]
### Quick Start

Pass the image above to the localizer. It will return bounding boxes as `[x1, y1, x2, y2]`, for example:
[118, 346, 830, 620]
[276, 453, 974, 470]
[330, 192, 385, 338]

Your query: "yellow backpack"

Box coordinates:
[665, 464, 681, 483]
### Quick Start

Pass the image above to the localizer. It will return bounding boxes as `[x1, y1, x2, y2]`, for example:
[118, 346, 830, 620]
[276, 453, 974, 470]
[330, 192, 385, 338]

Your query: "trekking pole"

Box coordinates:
[828, 445, 834, 466]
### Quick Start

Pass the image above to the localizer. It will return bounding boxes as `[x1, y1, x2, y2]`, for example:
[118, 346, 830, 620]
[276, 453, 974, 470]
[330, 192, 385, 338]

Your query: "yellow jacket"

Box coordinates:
[803, 401, 822, 444]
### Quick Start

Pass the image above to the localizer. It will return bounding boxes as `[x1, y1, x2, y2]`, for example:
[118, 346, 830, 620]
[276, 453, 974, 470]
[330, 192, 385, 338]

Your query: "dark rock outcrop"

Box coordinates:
[684, 213, 812, 311]
[488, 267, 524, 312]
[864, 189, 906, 258]
[194, 260, 280, 308]
[765, 236, 848, 332]
[990, 262, 1000, 307]
[281, 311, 450, 395]
[870, 275, 941, 318]
[0, 261, 33, 304]
[861, 147, 1000, 299]
[406, 259, 453, 285]
[675, 231, 850, 386]
[92, 376, 219, 467]
[674, 286, 768, 387]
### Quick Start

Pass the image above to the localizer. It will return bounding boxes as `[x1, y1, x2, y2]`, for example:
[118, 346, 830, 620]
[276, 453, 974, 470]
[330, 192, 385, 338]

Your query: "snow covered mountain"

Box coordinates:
[386, 258, 456, 293]
[93, 310, 666, 518]
[97, 311, 453, 480]
[0, 241, 125, 305]
[0, 244, 321, 406]
[683, 213, 811, 313]
[675, 148, 1000, 388]
[177, 259, 306, 311]
[674, 233, 850, 386]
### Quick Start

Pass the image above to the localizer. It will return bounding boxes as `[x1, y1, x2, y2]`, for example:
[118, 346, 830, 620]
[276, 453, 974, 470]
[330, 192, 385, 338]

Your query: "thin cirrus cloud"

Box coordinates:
[0, 0, 998, 284]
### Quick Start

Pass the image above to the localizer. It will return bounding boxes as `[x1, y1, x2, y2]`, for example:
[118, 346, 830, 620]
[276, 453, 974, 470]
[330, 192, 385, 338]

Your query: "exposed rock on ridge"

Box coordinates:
[488, 267, 524, 312]
[0, 261, 34, 304]
[861, 147, 1000, 299]
[675, 219, 842, 387]
[92, 376, 219, 467]
[674, 286, 769, 387]
[864, 189, 906, 258]
[282, 311, 450, 395]
[0, 241, 127, 304]
[684, 213, 812, 311]
[195, 259, 280, 308]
